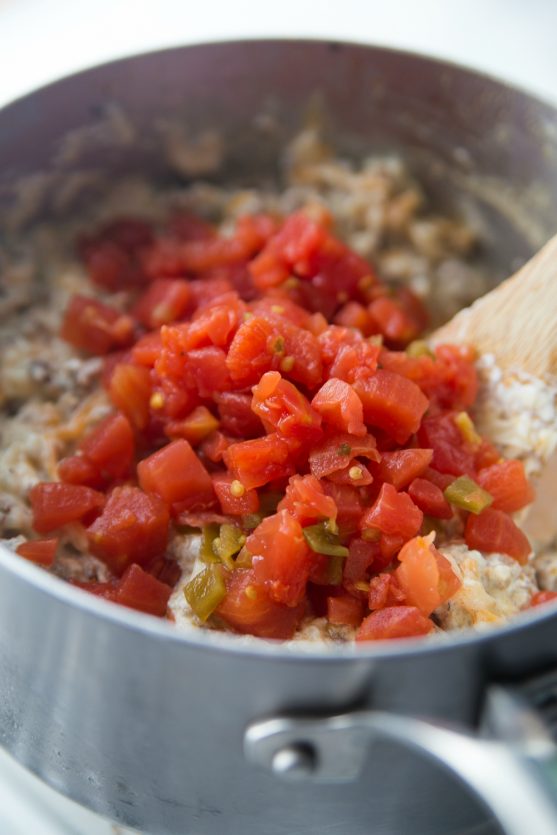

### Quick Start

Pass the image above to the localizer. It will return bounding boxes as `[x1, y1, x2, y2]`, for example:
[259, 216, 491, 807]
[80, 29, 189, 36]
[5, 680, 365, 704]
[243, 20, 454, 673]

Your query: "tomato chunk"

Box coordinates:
[79, 412, 135, 482]
[367, 573, 406, 610]
[252, 371, 322, 444]
[476, 460, 534, 513]
[108, 363, 152, 431]
[112, 563, 172, 617]
[30, 483, 105, 533]
[309, 433, 379, 480]
[61, 295, 134, 355]
[354, 370, 429, 444]
[277, 474, 337, 525]
[213, 473, 260, 516]
[224, 434, 294, 491]
[361, 483, 423, 540]
[216, 568, 305, 639]
[138, 439, 214, 508]
[530, 591, 557, 607]
[132, 278, 191, 329]
[356, 606, 433, 641]
[372, 449, 433, 490]
[311, 378, 366, 437]
[396, 535, 461, 616]
[327, 594, 365, 627]
[164, 405, 219, 444]
[16, 538, 59, 567]
[247, 510, 313, 606]
[408, 478, 452, 519]
[87, 486, 169, 575]
[465, 508, 531, 564]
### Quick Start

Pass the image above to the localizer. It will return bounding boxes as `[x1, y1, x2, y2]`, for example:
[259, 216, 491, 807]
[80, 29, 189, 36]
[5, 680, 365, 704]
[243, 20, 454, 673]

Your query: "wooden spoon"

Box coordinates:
[434, 233, 557, 378]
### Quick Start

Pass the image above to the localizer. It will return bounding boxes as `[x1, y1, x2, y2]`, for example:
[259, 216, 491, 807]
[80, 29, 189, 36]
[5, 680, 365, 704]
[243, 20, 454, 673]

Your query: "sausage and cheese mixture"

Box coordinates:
[1, 132, 555, 643]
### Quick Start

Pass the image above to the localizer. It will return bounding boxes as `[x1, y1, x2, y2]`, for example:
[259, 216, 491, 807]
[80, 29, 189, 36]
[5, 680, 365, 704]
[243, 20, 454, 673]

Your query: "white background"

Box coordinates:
[0, 1, 556, 833]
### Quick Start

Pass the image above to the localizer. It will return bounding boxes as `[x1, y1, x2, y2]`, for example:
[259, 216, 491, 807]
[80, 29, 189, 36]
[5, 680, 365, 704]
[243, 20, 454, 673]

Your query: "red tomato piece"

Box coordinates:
[311, 378, 366, 437]
[475, 440, 501, 471]
[408, 478, 452, 519]
[277, 474, 337, 525]
[185, 296, 244, 351]
[476, 460, 535, 513]
[465, 508, 532, 564]
[372, 449, 433, 490]
[226, 316, 276, 386]
[368, 296, 420, 348]
[252, 371, 322, 444]
[131, 331, 163, 367]
[343, 538, 382, 595]
[396, 535, 461, 616]
[367, 573, 406, 610]
[108, 363, 152, 430]
[87, 486, 169, 575]
[79, 412, 135, 482]
[251, 295, 313, 330]
[327, 594, 365, 627]
[215, 391, 264, 439]
[323, 483, 364, 537]
[334, 301, 373, 334]
[165, 211, 216, 242]
[138, 439, 214, 508]
[164, 405, 219, 444]
[417, 413, 476, 477]
[247, 510, 313, 606]
[213, 472, 260, 516]
[224, 434, 294, 491]
[216, 568, 305, 639]
[58, 454, 105, 489]
[30, 483, 105, 534]
[250, 212, 328, 289]
[132, 279, 191, 329]
[112, 563, 172, 617]
[361, 483, 423, 540]
[328, 341, 381, 384]
[356, 606, 433, 641]
[326, 461, 373, 487]
[81, 232, 149, 291]
[183, 346, 232, 398]
[16, 538, 59, 567]
[60, 296, 135, 355]
[309, 433, 379, 479]
[199, 431, 232, 464]
[354, 370, 429, 444]
[530, 591, 557, 607]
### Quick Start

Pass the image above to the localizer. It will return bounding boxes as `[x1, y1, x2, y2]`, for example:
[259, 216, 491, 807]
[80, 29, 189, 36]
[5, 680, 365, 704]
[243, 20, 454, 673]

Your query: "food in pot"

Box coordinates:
[1, 135, 553, 643]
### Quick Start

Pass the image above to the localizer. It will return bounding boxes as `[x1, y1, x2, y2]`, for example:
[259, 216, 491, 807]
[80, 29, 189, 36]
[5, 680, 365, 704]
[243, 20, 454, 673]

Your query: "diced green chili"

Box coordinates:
[406, 339, 434, 359]
[234, 545, 253, 569]
[184, 565, 226, 621]
[325, 554, 346, 585]
[303, 521, 349, 557]
[199, 524, 220, 563]
[212, 523, 246, 569]
[444, 476, 493, 514]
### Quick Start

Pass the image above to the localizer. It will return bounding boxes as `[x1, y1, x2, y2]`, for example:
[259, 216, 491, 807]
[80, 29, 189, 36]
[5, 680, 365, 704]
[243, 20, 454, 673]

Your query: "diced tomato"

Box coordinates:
[252, 295, 313, 330]
[213, 472, 259, 516]
[182, 346, 232, 398]
[327, 594, 365, 627]
[311, 378, 366, 437]
[476, 460, 534, 513]
[87, 486, 169, 575]
[58, 454, 105, 489]
[252, 372, 322, 444]
[408, 478, 452, 519]
[433, 344, 478, 410]
[361, 483, 423, 540]
[368, 296, 420, 347]
[354, 370, 429, 444]
[465, 508, 531, 564]
[326, 460, 373, 487]
[30, 483, 105, 533]
[247, 510, 313, 606]
[372, 449, 433, 490]
[530, 591, 557, 607]
[225, 316, 276, 386]
[108, 363, 152, 430]
[224, 434, 294, 491]
[379, 533, 405, 562]
[418, 412, 476, 477]
[79, 412, 134, 482]
[250, 212, 328, 289]
[131, 331, 163, 367]
[132, 279, 191, 329]
[475, 440, 501, 471]
[277, 474, 337, 525]
[16, 538, 59, 567]
[165, 211, 216, 242]
[422, 467, 454, 491]
[343, 538, 385, 596]
[334, 301, 373, 334]
[81, 230, 149, 291]
[138, 439, 214, 508]
[367, 573, 406, 610]
[60, 296, 135, 355]
[323, 483, 363, 537]
[329, 341, 381, 384]
[199, 430, 232, 464]
[396, 535, 461, 616]
[112, 563, 171, 617]
[309, 433, 379, 479]
[216, 568, 305, 639]
[356, 606, 433, 641]
[215, 391, 264, 439]
[185, 296, 244, 350]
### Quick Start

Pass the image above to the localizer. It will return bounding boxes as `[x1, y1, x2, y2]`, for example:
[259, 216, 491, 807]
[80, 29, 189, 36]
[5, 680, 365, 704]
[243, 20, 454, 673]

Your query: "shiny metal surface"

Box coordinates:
[2, 40, 557, 835]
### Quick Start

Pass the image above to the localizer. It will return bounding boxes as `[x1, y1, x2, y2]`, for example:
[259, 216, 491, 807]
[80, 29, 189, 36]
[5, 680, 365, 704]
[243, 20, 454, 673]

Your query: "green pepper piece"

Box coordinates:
[406, 339, 434, 359]
[325, 554, 345, 585]
[212, 524, 246, 569]
[234, 545, 253, 569]
[303, 522, 349, 557]
[199, 524, 220, 563]
[184, 565, 226, 621]
[444, 476, 493, 514]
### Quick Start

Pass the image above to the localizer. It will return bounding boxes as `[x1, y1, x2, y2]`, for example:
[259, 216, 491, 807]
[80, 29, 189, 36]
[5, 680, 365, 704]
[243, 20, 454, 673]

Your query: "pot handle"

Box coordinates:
[244, 682, 557, 835]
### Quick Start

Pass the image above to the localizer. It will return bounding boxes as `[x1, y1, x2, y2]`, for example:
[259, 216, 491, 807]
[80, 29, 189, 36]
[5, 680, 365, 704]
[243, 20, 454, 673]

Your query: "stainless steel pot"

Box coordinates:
[2, 40, 557, 835]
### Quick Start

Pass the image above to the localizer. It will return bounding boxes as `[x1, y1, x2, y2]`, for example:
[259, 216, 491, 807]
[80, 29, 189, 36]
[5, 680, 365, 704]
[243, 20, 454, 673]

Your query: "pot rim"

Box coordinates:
[1, 37, 556, 663]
